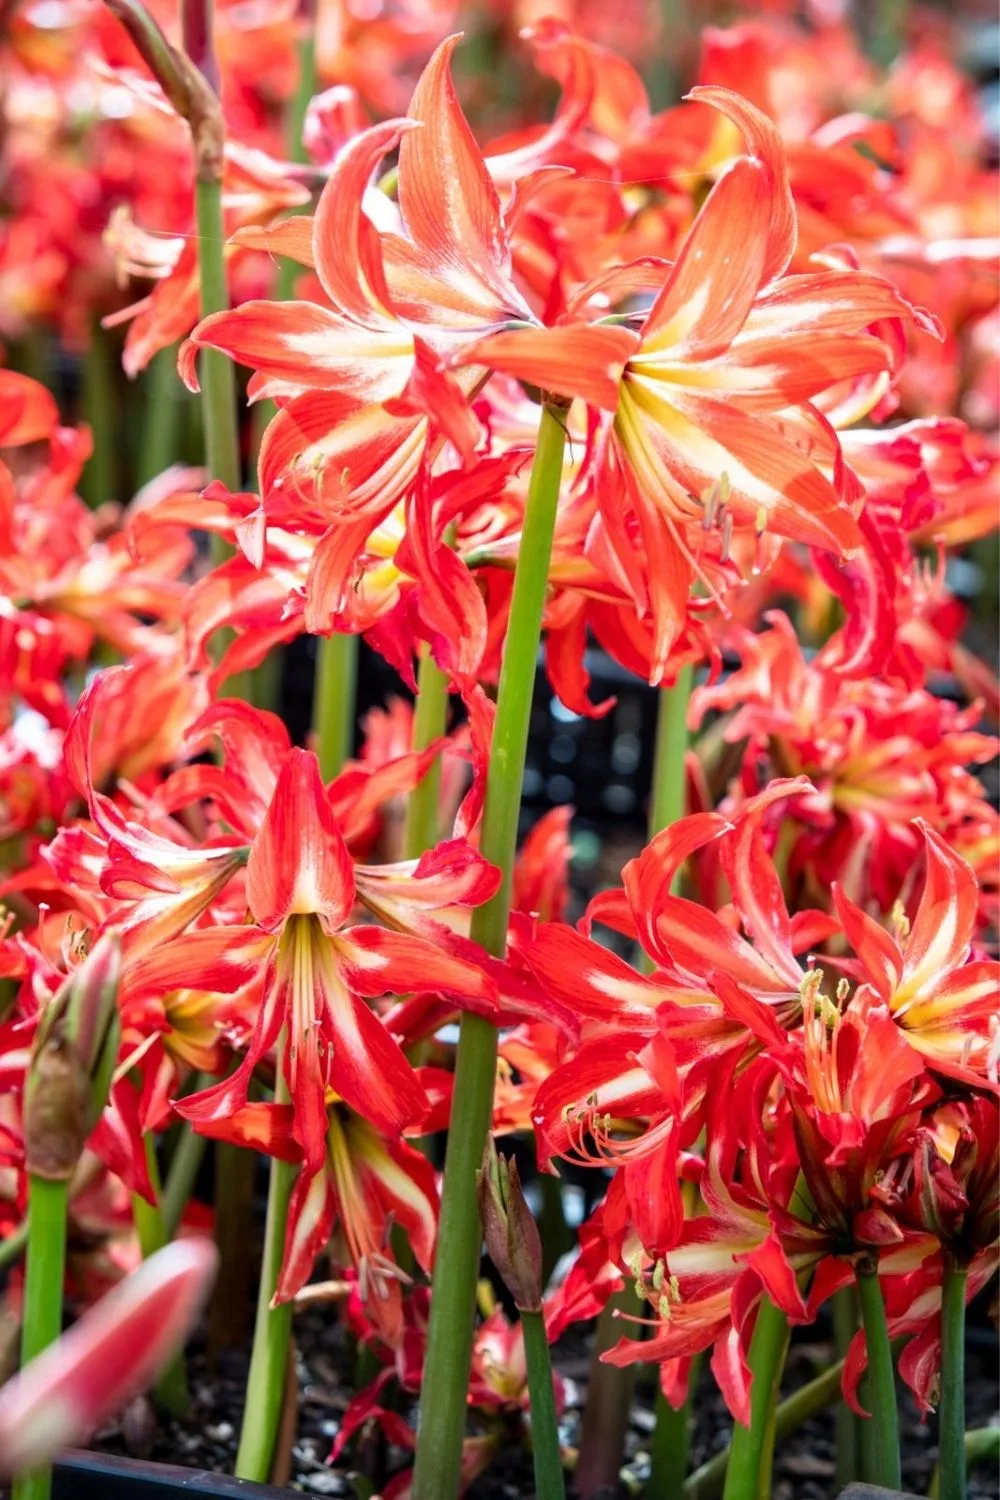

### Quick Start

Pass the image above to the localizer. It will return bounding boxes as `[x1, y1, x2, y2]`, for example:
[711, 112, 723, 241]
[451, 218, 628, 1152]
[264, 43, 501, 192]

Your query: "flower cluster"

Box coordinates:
[0, 3, 995, 1499]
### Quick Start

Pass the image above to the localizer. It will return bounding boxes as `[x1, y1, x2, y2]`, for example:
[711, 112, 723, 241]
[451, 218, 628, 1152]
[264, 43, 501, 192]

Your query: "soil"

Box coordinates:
[91, 1302, 999, 1499]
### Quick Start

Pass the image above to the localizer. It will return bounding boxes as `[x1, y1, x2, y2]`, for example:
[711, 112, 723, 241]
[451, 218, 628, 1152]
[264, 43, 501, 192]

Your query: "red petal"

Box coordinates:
[246, 748, 356, 930]
[641, 158, 770, 357]
[685, 85, 795, 285]
[396, 36, 533, 328]
[456, 323, 637, 409]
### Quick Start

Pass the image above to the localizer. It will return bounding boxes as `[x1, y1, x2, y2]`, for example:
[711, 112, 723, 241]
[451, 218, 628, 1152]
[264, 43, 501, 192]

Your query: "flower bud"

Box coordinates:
[477, 1135, 543, 1312]
[23, 932, 122, 1180]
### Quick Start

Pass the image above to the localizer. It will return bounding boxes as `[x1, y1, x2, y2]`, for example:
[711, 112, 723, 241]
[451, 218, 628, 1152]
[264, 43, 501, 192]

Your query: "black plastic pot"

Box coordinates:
[49, 1451, 291, 1498]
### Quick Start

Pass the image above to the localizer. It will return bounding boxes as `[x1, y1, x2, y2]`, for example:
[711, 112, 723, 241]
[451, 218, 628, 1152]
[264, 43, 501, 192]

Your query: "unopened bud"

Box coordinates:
[477, 1136, 543, 1312]
[24, 932, 122, 1180]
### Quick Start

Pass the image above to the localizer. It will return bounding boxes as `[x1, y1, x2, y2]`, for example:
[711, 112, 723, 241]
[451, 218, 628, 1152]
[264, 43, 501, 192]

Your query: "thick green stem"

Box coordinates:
[931, 1426, 1000, 1499]
[640, 664, 696, 1497]
[161, 1120, 208, 1239]
[721, 1295, 790, 1500]
[194, 177, 240, 492]
[138, 343, 185, 486]
[403, 648, 450, 859]
[649, 1356, 701, 1500]
[854, 1262, 901, 1490]
[648, 664, 692, 837]
[132, 1136, 189, 1416]
[79, 325, 118, 508]
[12, 1175, 69, 1500]
[832, 1285, 860, 1490]
[683, 1348, 888, 1499]
[937, 1257, 968, 1500]
[313, 633, 359, 780]
[411, 401, 568, 1500]
[521, 1308, 566, 1500]
[235, 1054, 298, 1481]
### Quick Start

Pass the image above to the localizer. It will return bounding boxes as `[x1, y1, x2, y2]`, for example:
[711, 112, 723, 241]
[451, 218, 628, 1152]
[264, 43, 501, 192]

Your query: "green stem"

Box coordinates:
[931, 1426, 1000, 1500]
[521, 1308, 566, 1500]
[411, 401, 568, 1500]
[854, 1261, 901, 1490]
[832, 1285, 860, 1490]
[161, 1120, 209, 1239]
[235, 1052, 298, 1481]
[649, 1355, 701, 1500]
[648, 664, 692, 837]
[137, 343, 185, 486]
[79, 325, 118, 508]
[403, 647, 450, 860]
[540, 1171, 572, 1288]
[721, 1295, 790, 1500]
[312, 633, 359, 780]
[12, 1175, 69, 1500]
[132, 1136, 189, 1416]
[194, 177, 240, 492]
[937, 1256, 968, 1500]
[642, 664, 696, 1497]
[684, 1352, 865, 1499]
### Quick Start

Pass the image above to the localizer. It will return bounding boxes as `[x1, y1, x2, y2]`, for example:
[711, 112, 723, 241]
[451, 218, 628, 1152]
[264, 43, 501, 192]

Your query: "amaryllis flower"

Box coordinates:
[187, 1085, 438, 1340]
[834, 824, 1000, 1088]
[689, 611, 999, 914]
[171, 748, 497, 1173]
[0, 1238, 217, 1477]
[461, 89, 938, 677]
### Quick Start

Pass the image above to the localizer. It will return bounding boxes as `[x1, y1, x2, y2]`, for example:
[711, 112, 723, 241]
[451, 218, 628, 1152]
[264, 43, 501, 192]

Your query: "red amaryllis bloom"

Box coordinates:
[174, 748, 497, 1173]
[188, 1085, 438, 1339]
[834, 823, 1000, 1089]
[689, 611, 999, 914]
[461, 89, 937, 676]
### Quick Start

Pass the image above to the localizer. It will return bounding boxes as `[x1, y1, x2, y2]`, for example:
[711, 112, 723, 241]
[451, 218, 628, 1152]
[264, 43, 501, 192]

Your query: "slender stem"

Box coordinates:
[12, 1175, 68, 1500]
[649, 1355, 701, 1500]
[132, 1136, 189, 1415]
[521, 1308, 566, 1500]
[79, 324, 118, 508]
[235, 1051, 298, 1481]
[540, 1171, 572, 1288]
[161, 1120, 208, 1239]
[312, 633, 359, 780]
[641, 664, 696, 1497]
[403, 647, 450, 860]
[937, 1256, 968, 1500]
[648, 664, 692, 837]
[854, 1261, 901, 1490]
[411, 401, 568, 1500]
[721, 1295, 790, 1500]
[930, 1426, 1000, 1500]
[137, 344, 185, 486]
[832, 1285, 860, 1490]
[0, 1218, 28, 1270]
[194, 177, 240, 493]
